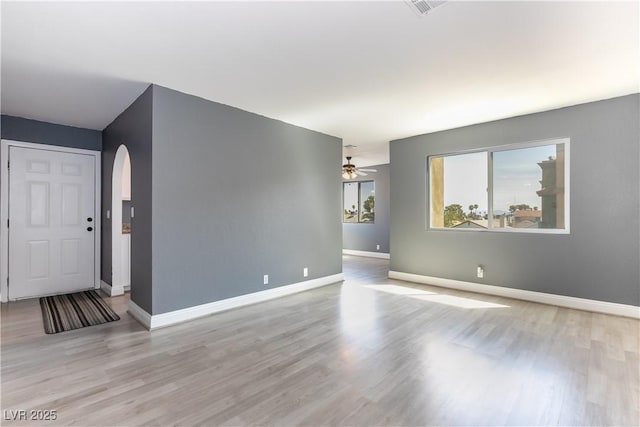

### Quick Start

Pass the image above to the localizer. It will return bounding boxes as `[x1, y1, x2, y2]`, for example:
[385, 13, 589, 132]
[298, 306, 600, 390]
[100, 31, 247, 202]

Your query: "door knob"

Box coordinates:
[87, 227, 93, 232]
[87, 217, 93, 222]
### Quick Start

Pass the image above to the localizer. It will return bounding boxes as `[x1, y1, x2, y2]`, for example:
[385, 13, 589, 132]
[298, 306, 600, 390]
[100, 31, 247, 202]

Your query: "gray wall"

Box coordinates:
[1, 114, 101, 151]
[101, 85, 153, 313]
[151, 85, 343, 314]
[390, 94, 639, 306]
[343, 163, 390, 253]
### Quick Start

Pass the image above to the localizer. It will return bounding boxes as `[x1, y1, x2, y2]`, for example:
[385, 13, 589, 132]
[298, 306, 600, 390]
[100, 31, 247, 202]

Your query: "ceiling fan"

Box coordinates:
[342, 156, 377, 179]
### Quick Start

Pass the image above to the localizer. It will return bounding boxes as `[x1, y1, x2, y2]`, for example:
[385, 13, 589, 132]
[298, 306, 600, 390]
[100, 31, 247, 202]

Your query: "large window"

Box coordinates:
[428, 139, 569, 233]
[343, 181, 375, 223]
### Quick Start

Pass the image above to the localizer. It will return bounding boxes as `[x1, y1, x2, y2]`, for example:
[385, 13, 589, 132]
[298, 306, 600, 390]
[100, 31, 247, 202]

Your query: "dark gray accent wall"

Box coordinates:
[101, 85, 153, 313]
[151, 85, 342, 315]
[390, 94, 639, 306]
[343, 163, 390, 253]
[1, 115, 101, 151]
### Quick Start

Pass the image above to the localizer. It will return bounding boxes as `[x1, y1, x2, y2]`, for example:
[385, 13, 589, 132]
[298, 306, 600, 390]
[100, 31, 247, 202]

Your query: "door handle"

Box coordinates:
[87, 227, 93, 232]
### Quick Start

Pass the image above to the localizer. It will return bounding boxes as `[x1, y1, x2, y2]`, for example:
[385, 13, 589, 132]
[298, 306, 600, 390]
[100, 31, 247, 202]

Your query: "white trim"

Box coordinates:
[1, 142, 8, 302]
[343, 249, 390, 259]
[0, 139, 101, 303]
[129, 273, 344, 330]
[100, 280, 111, 296]
[100, 280, 124, 297]
[388, 271, 640, 319]
[127, 299, 152, 330]
[94, 153, 102, 291]
[111, 145, 130, 294]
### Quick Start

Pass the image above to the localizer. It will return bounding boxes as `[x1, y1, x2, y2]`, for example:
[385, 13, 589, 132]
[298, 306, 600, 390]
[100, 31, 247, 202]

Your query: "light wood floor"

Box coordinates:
[1, 255, 638, 426]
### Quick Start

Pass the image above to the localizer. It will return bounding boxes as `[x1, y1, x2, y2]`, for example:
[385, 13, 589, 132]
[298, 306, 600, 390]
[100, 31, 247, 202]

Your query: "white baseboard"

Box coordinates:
[98, 280, 111, 297]
[343, 249, 390, 260]
[128, 273, 344, 330]
[388, 271, 640, 319]
[100, 280, 124, 297]
[128, 300, 152, 329]
[100, 280, 110, 295]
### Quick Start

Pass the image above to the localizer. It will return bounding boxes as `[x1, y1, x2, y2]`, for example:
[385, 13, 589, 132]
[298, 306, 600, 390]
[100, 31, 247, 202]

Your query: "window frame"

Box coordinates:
[343, 180, 375, 224]
[426, 137, 570, 234]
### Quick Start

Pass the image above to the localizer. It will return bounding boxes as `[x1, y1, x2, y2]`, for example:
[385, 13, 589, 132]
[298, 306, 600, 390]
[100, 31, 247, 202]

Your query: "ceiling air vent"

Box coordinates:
[406, 0, 447, 17]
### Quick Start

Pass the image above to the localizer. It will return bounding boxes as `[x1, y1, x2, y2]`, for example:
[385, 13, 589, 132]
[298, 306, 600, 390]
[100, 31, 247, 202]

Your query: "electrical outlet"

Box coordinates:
[477, 266, 484, 279]
[303, 267, 308, 277]
[376, 244, 380, 250]
[263, 274, 269, 285]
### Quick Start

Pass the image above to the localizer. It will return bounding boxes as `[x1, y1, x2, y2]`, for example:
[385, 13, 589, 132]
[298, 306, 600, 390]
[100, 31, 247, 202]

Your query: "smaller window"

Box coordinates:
[343, 181, 375, 223]
[359, 181, 375, 223]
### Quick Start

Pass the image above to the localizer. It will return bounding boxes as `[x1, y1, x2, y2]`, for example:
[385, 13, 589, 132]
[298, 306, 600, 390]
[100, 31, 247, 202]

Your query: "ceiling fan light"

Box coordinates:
[342, 172, 350, 179]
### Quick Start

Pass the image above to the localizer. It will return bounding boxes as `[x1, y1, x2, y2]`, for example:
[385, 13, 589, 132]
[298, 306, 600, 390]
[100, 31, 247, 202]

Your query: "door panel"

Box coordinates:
[28, 241, 49, 279]
[28, 182, 50, 226]
[61, 239, 81, 275]
[27, 159, 50, 174]
[9, 146, 95, 299]
[61, 183, 81, 225]
[61, 162, 82, 176]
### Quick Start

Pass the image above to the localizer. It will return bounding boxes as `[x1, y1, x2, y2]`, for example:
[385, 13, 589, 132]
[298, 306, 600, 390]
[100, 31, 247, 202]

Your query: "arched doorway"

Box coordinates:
[110, 144, 131, 296]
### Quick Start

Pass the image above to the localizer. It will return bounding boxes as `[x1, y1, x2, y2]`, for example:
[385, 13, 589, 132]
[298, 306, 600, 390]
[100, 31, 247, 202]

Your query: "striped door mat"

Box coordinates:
[40, 290, 120, 334]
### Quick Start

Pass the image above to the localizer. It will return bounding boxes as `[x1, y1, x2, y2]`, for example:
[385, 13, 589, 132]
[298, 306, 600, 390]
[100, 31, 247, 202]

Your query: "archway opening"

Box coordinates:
[110, 144, 131, 296]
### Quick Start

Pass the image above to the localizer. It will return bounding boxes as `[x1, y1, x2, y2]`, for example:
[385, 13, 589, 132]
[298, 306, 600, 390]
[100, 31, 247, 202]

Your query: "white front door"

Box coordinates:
[8, 146, 96, 299]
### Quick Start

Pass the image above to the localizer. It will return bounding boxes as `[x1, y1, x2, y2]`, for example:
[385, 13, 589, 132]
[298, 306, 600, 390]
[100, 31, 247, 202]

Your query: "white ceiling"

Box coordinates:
[2, 1, 638, 167]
